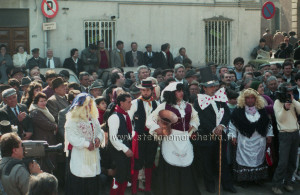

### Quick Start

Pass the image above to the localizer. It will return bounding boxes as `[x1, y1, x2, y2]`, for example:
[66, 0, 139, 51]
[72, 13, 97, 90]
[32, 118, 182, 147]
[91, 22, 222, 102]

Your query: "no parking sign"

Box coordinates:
[41, 0, 59, 19]
[262, 1, 275, 20]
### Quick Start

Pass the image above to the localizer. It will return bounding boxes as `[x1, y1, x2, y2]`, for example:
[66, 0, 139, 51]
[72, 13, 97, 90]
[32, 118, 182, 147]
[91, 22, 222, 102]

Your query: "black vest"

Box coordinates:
[115, 112, 131, 148]
[133, 99, 157, 134]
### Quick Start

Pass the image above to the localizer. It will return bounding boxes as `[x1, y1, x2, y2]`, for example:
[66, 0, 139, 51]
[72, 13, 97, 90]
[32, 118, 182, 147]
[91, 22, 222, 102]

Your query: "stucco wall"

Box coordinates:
[1, 0, 261, 66]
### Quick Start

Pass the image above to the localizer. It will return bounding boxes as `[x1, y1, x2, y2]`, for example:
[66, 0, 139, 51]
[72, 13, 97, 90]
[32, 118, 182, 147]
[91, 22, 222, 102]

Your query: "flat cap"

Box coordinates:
[31, 48, 39, 53]
[89, 81, 104, 91]
[185, 69, 198, 78]
[2, 88, 16, 99]
[20, 76, 31, 87]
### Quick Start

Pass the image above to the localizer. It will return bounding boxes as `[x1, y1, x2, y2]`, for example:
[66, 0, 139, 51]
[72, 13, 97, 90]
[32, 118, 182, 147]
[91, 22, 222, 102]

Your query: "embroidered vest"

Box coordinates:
[165, 103, 191, 131]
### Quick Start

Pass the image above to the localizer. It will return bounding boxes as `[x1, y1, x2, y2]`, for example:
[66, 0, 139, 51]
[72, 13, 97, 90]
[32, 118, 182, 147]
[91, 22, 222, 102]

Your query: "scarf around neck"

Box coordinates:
[29, 104, 55, 123]
[114, 105, 132, 133]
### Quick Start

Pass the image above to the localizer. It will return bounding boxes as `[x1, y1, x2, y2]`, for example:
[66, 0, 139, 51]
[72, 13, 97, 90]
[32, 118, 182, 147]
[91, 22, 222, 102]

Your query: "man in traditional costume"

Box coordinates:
[108, 93, 134, 195]
[128, 79, 158, 195]
[193, 67, 236, 193]
[228, 88, 273, 184]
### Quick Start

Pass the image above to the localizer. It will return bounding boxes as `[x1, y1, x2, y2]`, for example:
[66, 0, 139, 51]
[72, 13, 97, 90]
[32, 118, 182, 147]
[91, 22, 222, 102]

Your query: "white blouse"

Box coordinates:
[228, 110, 273, 167]
[65, 118, 104, 178]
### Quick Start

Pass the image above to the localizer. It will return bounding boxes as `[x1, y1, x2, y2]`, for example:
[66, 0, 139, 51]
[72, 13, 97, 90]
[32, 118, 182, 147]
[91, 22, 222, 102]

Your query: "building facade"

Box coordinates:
[0, 0, 262, 67]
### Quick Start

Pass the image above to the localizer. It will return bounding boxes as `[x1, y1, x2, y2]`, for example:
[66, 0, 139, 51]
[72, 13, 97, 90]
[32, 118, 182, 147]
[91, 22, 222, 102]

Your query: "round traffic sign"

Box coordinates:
[262, 1, 275, 20]
[41, 0, 59, 19]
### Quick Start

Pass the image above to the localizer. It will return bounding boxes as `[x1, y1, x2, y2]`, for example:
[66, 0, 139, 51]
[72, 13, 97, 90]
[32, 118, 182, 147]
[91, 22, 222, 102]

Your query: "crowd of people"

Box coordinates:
[0, 34, 300, 195]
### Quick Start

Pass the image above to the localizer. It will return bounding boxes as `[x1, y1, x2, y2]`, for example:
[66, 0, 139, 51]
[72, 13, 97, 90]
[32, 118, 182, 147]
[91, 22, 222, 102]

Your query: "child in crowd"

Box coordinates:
[95, 96, 107, 125]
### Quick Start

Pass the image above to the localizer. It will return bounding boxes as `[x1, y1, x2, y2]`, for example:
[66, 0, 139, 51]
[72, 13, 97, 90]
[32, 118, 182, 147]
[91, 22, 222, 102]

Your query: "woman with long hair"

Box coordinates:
[65, 93, 104, 195]
[146, 82, 201, 195]
[21, 81, 42, 108]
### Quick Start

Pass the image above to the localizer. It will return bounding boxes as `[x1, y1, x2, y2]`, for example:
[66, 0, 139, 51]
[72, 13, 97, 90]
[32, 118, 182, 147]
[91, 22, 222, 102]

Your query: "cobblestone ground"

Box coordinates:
[58, 178, 299, 195]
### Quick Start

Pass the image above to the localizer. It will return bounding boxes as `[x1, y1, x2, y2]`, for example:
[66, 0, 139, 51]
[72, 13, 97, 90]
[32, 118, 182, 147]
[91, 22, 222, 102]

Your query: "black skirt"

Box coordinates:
[153, 153, 201, 195]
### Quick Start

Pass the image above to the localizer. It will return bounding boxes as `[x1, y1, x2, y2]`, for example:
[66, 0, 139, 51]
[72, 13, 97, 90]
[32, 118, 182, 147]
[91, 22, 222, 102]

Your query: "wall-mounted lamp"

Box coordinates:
[111, 16, 116, 20]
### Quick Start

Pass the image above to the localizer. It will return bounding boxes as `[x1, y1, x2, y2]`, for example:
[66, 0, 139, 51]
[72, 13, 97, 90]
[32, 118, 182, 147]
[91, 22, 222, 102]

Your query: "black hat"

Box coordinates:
[136, 79, 156, 89]
[20, 76, 31, 87]
[10, 68, 25, 78]
[52, 77, 65, 90]
[206, 61, 218, 67]
[199, 66, 219, 87]
[185, 70, 198, 78]
[129, 84, 141, 95]
[31, 48, 39, 53]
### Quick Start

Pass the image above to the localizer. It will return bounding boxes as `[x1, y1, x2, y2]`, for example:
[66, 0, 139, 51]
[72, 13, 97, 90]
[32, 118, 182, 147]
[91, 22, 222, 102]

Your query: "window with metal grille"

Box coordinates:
[84, 21, 116, 50]
[204, 17, 233, 65]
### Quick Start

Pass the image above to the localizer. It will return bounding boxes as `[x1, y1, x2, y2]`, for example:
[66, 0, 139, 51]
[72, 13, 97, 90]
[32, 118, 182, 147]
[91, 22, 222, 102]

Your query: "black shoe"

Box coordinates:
[223, 186, 237, 193]
[205, 183, 216, 193]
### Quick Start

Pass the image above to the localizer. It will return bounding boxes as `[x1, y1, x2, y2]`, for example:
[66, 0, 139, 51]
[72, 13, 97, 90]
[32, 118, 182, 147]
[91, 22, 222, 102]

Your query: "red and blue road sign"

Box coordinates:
[262, 1, 276, 20]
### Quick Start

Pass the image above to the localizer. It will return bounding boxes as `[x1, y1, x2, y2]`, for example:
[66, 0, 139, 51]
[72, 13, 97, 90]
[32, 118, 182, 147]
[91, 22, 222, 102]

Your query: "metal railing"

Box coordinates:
[205, 18, 232, 65]
[84, 21, 116, 50]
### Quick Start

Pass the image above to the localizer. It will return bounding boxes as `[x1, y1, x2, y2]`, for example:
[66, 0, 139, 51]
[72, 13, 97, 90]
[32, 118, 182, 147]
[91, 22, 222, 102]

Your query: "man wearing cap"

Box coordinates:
[144, 44, 155, 68]
[0, 88, 33, 140]
[127, 79, 158, 195]
[185, 69, 198, 85]
[47, 77, 69, 123]
[193, 67, 236, 193]
[43, 48, 61, 68]
[129, 84, 141, 99]
[126, 42, 144, 67]
[10, 68, 25, 83]
[89, 81, 104, 98]
[81, 44, 98, 71]
[26, 48, 46, 70]
[20, 76, 31, 93]
[174, 64, 189, 94]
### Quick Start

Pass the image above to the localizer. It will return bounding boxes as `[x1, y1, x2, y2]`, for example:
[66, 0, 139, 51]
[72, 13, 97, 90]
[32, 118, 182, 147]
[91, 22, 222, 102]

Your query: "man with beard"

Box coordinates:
[128, 79, 159, 195]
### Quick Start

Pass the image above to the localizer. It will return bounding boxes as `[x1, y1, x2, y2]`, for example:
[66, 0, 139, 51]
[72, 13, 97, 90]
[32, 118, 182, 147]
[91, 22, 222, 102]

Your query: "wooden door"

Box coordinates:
[0, 28, 29, 56]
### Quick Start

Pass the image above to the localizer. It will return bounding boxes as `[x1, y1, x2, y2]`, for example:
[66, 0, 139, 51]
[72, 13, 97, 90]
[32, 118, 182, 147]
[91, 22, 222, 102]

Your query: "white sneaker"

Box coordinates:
[283, 185, 294, 192]
[127, 182, 132, 187]
[272, 187, 283, 195]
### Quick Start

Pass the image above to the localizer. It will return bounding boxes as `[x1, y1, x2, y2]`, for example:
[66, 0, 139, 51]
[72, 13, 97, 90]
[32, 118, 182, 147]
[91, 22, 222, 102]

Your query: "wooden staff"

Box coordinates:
[218, 135, 222, 195]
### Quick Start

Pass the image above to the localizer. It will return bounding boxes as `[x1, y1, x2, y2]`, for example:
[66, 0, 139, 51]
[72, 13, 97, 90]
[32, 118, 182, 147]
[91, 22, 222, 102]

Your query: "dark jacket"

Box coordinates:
[0, 103, 33, 138]
[43, 57, 61, 68]
[47, 94, 69, 123]
[125, 51, 144, 67]
[29, 109, 57, 145]
[63, 57, 84, 76]
[26, 57, 46, 70]
[294, 47, 300, 60]
[194, 100, 230, 145]
[153, 51, 171, 69]
[143, 51, 156, 67]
